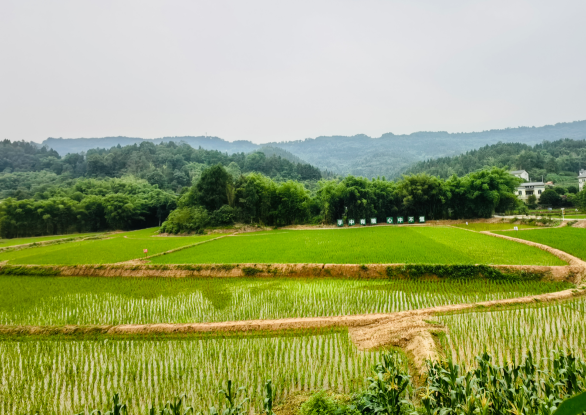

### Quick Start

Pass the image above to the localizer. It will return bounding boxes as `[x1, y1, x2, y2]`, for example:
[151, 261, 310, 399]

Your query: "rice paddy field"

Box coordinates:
[0, 330, 380, 415]
[0, 228, 225, 265]
[150, 227, 564, 265]
[0, 224, 583, 414]
[0, 276, 569, 326]
[495, 227, 586, 261]
[435, 297, 586, 368]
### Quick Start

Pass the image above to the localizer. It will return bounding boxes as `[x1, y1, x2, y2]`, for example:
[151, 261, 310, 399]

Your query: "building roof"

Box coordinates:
[510, 170, 527, 174]
[518, 182, 545, 187]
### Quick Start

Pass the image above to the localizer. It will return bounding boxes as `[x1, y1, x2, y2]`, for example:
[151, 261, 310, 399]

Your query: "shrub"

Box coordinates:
[160, 207, 210, 234]
[210, 205, 236, 227]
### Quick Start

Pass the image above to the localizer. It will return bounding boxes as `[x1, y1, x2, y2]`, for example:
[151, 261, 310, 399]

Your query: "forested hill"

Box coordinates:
[0, 140, 323, 200]
[41, 120, 586, 178]
[405, 138, 586, 186]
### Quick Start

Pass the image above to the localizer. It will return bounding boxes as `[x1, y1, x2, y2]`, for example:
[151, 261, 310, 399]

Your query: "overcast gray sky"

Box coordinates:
[1, 0, 585, 144]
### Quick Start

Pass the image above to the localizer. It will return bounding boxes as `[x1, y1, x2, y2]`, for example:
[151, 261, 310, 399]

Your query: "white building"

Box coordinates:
[579, 169, 586, 192]
[510, 170, 530, 181]
[517, 182, 546, 202]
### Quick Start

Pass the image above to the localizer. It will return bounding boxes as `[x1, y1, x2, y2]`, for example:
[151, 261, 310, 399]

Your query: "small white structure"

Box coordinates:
[517, 182, 546, 202]
[510, 170, 530, 181]
[579, 169, 586, 192]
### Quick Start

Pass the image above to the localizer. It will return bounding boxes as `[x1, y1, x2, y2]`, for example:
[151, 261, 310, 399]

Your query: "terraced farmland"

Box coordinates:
[0, 276, 569, 326]
[0, 223, 582, 414]
[151, 227, 565, 265]
[0, 228, 224, 265]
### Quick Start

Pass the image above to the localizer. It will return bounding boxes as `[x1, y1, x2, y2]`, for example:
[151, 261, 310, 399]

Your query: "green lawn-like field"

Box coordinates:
[451, 223, 539, 232]
[0, 276, 568, 326]
[495, 227, 586, 261]
[0, 232, 100, 248]
[151, 227, 565, 265]
[0, 228, 225, 264]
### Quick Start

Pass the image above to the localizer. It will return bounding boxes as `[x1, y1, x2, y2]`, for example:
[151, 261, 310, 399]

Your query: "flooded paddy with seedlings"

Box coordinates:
[0, 276, 571, 326]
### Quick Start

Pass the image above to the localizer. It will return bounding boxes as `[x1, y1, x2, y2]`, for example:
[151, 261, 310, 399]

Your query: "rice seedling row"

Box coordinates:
[0, 276, 569, 325]
[435, 297, 586, 369]
[0, 331, 380, 415]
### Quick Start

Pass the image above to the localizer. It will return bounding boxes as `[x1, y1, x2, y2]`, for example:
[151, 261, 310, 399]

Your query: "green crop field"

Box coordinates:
[495, 227, 586, 261]
[0, 330, 379, 415]
[0, 276, 569, 326]
[0, 228, 225, 265]
[435, 298, 586, 368]
[451, 223, 539, 232]
[151, 227, 565, 265]
[0, 232, 101, 248]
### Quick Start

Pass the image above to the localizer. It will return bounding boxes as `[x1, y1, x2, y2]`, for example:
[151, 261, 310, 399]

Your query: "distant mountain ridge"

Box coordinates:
[42, 120, 586, 178]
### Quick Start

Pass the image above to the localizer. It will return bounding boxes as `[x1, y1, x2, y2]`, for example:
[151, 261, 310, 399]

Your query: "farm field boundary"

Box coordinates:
[0, 262, 582, 282]
[118, 234, 230, 264]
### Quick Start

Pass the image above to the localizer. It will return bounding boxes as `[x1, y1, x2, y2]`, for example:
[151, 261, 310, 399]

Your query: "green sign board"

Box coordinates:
[360, 218, 366, 225]
[370, 218, 377, 225]
[337, 219, 344, 227]
[348, 219, 355, 226]
[397, 217, 404, 224]
[386, 217, 393, 224]
[419, 216, 425, 223]
[408, 216, 415, 223]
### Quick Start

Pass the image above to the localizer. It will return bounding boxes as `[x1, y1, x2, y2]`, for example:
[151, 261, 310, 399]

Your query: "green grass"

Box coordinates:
[0, 276, 569, 326]
[0, 228, 226, 265]
[0, 330, 379, 414]
[451, 223, 539, 232]
[151, 227, 565, 266]
[436, 298, 586, 368]
[495, 227, 586, 261]
[0, 232, 101, 248]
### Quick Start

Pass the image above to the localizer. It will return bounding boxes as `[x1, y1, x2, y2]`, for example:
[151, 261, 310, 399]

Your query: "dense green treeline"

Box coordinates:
[161, 165, 523, 233]
[0, 178, 176, 238]
[0, 139, 323, 198]
[405, 139, 586, 185]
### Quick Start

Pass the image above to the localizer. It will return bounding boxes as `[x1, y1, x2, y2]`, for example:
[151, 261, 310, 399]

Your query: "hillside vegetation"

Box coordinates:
[42, 120, 586, 178]
[0, 139, 323, 198]
[406, 138, 586, 186]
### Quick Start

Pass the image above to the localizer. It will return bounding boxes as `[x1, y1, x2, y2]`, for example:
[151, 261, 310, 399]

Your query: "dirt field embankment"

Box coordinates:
[0, 262, 580, 283]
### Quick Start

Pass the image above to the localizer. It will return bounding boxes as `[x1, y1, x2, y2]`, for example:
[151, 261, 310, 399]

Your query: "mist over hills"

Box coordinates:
[42, 120, 586, 178]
